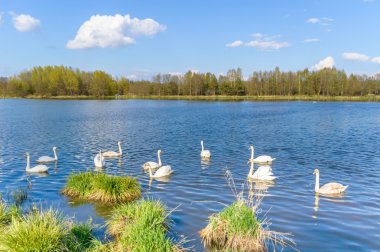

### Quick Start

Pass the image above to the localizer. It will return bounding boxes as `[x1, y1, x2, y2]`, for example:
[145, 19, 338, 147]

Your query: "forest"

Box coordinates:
[0, 65, 379, 97]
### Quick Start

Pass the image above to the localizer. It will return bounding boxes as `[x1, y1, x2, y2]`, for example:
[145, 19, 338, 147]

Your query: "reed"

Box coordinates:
[106, 199, 182, 252]
[62, 172, 141, 204]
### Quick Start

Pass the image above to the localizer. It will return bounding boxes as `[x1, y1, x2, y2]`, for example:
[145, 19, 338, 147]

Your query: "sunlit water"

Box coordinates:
[0, 99, 379, 251]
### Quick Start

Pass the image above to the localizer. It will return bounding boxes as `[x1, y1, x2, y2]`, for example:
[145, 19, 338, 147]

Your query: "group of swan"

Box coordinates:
[143, 150, 173, 178]
[24, 140, 348, 196]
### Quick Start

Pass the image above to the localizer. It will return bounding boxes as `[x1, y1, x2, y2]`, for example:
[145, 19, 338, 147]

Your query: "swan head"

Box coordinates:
[158, 149, 162, 154]
[248, 145, 254, 150]
[118, 141, 122, 145]
[25, 152, 30, 157]
[53, 146, 57, 150]
[201, 140, 204, 144]
[313, 168, 319, 175]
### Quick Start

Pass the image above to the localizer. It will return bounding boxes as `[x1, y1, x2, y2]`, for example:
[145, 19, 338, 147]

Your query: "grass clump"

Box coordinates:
[106, 199, 182, 252]
[0, 208, 100, 252]
[200, 201, 264, 252]
[0, 201, 22, 228]
[62, 172, 141, 204]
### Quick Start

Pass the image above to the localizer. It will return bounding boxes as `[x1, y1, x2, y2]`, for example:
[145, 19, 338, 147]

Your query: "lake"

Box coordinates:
[0, 99, 379, 251]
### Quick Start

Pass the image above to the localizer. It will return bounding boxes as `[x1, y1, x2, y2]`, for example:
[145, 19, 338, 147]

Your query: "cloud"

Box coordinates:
[0, 12, 3, 23]
[306, 17, 334, 26]
[313, 56, 335, 70]
[372, 57, 380, 63]
[226, 34, 289, 51]
[303, 38, 320, 43]
[226, 40, 244, 47]
[67, 14, 166, 49]
[11, 13, 40, 32]
[342, 52, 370, 61]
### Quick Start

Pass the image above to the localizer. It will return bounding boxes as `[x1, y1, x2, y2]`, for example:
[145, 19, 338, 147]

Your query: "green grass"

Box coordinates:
[106, 200, 181, 252]
[0, 201, 22, 228]
[62, 172, 141, 204]
[200, 201, 264, 252]
[0, 208, 99, 252]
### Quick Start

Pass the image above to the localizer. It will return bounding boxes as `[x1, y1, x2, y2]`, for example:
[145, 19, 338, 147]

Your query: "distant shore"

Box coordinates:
[1, 95, 380, 102]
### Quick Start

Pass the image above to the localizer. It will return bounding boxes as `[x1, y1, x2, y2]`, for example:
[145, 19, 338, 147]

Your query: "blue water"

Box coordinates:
[0, 99, 379, 251]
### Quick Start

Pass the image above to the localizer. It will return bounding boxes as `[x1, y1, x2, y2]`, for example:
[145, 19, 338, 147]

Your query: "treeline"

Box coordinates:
[1, 65, 379, 97]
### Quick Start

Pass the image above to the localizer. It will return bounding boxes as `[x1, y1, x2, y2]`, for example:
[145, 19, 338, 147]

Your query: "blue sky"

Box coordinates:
[0, 0, 379, 79]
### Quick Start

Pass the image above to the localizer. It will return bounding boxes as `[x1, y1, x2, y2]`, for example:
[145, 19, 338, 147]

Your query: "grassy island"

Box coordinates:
[106, 200, 182, 252]
[62, 172, 141, 204]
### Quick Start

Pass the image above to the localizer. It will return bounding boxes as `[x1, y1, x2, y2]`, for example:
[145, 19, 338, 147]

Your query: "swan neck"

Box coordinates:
[148, 167, 153, 177]
[201, 142, 204, 151]
[251, 148, 254, 160]
[158, 152, 162, 166]
[118, 143, 122, 155]
[53, 148, 58, 160]
[26, 155, 30, 170]
[248, 160, 254, 177]
[315, 173, 320, 193]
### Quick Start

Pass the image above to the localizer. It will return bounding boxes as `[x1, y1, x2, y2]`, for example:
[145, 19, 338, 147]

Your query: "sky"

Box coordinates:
[0, 0, 379, 79]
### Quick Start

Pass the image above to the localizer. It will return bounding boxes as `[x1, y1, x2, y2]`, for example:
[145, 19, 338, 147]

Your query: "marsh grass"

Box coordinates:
[106, 199, 183, 252]
[62, 172, 141, 204]
[0, 200, 22, 227]
[199, 171, 295, 252]
[0, 208, 100, 252]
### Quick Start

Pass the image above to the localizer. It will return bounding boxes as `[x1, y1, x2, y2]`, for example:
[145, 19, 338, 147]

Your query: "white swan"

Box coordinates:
[143, 150, 162, 170]
[94, 150, 105, 168]
[147, 165, 173, 178]
[314, 168, 348, 195]
[200, 140, 211, 158]
[37, 147, 58, 163]
[26, 152, 49, 173]
[247, 146, 276, 180]
[248, 145, 275, 164]
[102, 141, 122, 158]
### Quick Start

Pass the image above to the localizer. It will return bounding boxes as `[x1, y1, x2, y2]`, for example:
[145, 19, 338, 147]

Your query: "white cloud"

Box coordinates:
[67, 14, 166, 49]
[342, 52, 370, 62]
[226, 34, 289, 51]
[313, 56, 335, 70]
[372, 57, 380, 63]
[303, 38, 320, 43]
[306, 17, 334, 26]
[226, 40, 243, 47]
[11, 13, 40, 32]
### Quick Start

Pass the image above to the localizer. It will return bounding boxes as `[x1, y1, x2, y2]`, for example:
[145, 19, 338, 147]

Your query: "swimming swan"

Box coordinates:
[102, 141, 122, 158]
[200, 140, 211, 158]
[313, 168, 348, 195]
[248, 145, 275, 164]
[94, 150, 105, 168]
[37, 147, 58, 163]
[247, 146, 276, 180]
[26, 152, 49, 173]
[143, 150, 162, 170]
[147, 164, 173, 178]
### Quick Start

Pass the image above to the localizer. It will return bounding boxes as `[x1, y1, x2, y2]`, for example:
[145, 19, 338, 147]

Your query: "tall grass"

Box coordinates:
[106, 200, 182, 252]
[0, 201, 22, 228]
[0, 208, 100, 252]
[199, 171, 295, 252]
[62, 172, 141, 204]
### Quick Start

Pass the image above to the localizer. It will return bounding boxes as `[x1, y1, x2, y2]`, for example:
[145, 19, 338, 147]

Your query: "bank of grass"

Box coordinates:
[0, 201, 22, 228]
[106, 199, 183, 252]
[0, 208, 100, 252]
[200, 171, 295, 252]
[62, 172, 141, 204]
[17, 94, 380, 102]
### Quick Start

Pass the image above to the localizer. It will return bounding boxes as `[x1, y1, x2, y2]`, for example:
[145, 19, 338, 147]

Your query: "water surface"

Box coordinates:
[0, 99, 379, 251]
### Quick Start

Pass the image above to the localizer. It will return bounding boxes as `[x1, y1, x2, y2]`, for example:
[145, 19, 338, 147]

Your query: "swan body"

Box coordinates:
[37, 147, 58, 163]
[143, 150, 162, 170]
[314, 169, 348, 195]
[102, 141, 122, 158]
[248, 146, 276, 180]
[249, 146, 275, 164]
[148, 165, 173, 178]
[94, 150, 105, 168]
[26, 153, 49, 173]
[200, 140, 211, 158]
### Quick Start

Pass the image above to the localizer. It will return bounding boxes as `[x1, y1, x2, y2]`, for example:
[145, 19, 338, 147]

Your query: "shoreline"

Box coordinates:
[1, 95, 380, 102]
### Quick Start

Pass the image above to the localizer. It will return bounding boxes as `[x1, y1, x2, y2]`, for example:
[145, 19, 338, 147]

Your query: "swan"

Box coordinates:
[37, 147, 58, 163]
[102, 141, 122, 158]
[26, 152, 49, 173]
[247, 147, 276, 180]
[143, 150, 162, 170]
[200, 140, 211, 159]
[147, 164, 173, 178]
[248, 145, 275, 164]
[313, 168, 348, 195]
[94, 150, 105, 168]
